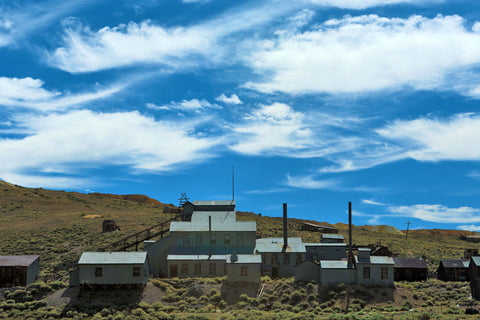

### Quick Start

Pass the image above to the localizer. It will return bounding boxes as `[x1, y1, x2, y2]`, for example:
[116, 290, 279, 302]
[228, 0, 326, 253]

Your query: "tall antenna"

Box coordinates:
[232, 166, 235, 201]
[405, 221, 411, 240]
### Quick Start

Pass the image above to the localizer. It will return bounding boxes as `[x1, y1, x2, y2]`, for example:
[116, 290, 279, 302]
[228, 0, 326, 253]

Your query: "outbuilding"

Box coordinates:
[321, 234, 345, 243]
[437, 259, 469, 281]
[72, 252, 148, 287]
[0, 255, 40, 287]
[393, 257, 428, 281]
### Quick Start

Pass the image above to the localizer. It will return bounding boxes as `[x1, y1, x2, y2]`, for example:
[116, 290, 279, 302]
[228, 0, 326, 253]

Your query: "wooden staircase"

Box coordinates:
[101, 213, 182, 252]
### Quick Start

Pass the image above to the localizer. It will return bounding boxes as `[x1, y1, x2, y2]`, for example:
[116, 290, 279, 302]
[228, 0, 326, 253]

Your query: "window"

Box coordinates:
[381, 267, 388, 279]
[182, 234, 190, 246]
[210, 234, 216, 245]
[283, 253, 290, 264]
[363, 267, 370, 279]
[296, 253, 302, 265]
[209, 263, 216, 275]
[133, 267, 141, 277]
[194, 263, 201, 275]
[195, 234, 202, 246]
[181, 263, 188, 275]
[237, 234, 244, 245]
[272, 253, 278, 265]
[95, 267, 102, 277]
[241, 266, 248, 276]
[224, 234, 231, 245]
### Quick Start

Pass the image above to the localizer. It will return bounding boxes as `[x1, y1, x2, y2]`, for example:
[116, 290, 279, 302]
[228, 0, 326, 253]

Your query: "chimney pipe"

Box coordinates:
[209, 215, 212, 257]
[283, 203, 288, 249]
[348, 202, 354, 268]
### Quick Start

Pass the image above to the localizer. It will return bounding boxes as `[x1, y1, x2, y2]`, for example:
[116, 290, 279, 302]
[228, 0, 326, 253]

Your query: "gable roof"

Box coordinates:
[0, 255, 39, 267]
[471, 257, 480, 267]
[393, 257, 428, 269]
[440, 259, 470, 268]
[193, 200, 235, 206]
[79, 252, 147, 265]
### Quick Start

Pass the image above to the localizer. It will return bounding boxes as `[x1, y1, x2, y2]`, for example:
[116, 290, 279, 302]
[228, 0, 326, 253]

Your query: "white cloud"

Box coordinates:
[457, 225, 480, 232]
[310, 0, 439, 10]
[146, 99, 220, 112]
[286, 174, 340, 189]
[362, 199, 387, 206]
[0, 0, 96, 48]
[377, 113, 480, 162]
[388, 204, 480, 223]
[230, 103, 314, 155]
[0, 76, 123, 111]
[0, 110, 221, 187]
[245, 14, 480, 95]
[215, 94, 242, 105]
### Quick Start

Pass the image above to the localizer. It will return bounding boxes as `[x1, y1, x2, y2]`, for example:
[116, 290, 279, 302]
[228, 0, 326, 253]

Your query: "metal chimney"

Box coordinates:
[283, 203, 288, 249]
[347, 202, 355, 268]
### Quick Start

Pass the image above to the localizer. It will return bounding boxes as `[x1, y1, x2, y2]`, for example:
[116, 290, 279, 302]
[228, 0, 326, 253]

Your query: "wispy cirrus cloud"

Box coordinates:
[0, 110, 222, 188]
[0, 76, 123, 111]
[309, 0, 440, 10]
[146, 99, 221, 112]
[245, 14, 480, 96]
[388, 204, 480, 223]
[286, 174, 341, 189]
[362, 199, 387, 206]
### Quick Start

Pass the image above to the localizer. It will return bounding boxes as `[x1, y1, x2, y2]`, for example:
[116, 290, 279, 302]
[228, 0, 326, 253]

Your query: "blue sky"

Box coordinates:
[1, 0, 480, 231]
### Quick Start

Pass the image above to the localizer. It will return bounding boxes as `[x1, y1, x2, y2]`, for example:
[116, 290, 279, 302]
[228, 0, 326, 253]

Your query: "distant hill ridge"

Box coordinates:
[88, 192, 170, 206]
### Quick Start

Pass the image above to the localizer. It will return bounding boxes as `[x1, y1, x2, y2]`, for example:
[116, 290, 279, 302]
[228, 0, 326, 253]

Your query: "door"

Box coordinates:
[170, 265, 178, 277]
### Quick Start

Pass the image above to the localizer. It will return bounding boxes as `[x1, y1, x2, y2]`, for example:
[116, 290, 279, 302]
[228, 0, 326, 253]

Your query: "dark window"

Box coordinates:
[363, 267, 370, 279]
[133, 267, 140, 277]
[194, 263, 201, 275]
[183, 234, 190, 246]
[95, 267, 102, 277]
[224, 234, 231, 245]
[237, 234, 244, 245]
[381, 267, 388, 279]
[241, 266, 248, 276]
[209, 263, 216, 275]
[272, 253, 278, 265]
[181, 263, 188, 275]
[296, 253, 302, 265]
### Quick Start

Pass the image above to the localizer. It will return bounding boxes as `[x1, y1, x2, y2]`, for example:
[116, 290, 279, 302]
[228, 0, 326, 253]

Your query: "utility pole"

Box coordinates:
[406, 221, 411, 240]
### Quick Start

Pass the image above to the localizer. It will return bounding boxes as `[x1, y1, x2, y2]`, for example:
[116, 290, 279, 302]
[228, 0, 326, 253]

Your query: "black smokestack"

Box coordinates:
[283, 203, 288, 249]
[348, 202, 354, 268]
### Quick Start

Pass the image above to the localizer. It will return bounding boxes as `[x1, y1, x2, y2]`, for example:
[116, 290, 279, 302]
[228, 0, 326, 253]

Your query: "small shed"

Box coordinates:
[460, 235, 480, 243]
[0, 255, 40, 287]
[226, 253, 262, 283]
[469, 257, 480, 299]
[102, 220, 120, 233]
[438, 259, 469, 281]
[299, 222, 338, 233]
[393, 257, 428, 281]
[465, 249, 479, 259]
[321, 234, 344, 243]
[73, 252, 148, 287]
[371, 246, 393, 257]
[295, 260, 320, 282]
[305, 243, 346, 261]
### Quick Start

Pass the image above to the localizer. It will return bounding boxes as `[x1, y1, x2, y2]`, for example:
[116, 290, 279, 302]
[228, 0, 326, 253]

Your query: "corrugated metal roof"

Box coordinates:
[170, 221, 256, 232]
[255, 239, 306, 253]
[226, 254, 262, 264]
[256, 237, 303, 244]
[167, 254, 227, 261]
[0, 255, 39, 267]
[190, 211, 236, 224]
[78, 252, 147, 265]
[320, 260, 350, 269]
[393, 257, 428, 269]
[355, 256, 394, 265]
[358, 248, 371, 252]
[464, 260, 471, 268]
[321, 234, 344, 239]
[193, 200, 235, 206]
[472, 257, 480, 267]
[305, 243, 347, 247]
[440, 259, 470, 268]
